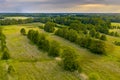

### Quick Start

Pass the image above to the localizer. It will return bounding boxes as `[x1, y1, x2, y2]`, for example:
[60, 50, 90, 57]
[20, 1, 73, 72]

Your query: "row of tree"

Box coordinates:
[26, 29, 80, 72]
[0, 28, 10, 60]
[69, 22, 109, 35]
[43, 21, 107, 41]
[55, 28, 107, 55]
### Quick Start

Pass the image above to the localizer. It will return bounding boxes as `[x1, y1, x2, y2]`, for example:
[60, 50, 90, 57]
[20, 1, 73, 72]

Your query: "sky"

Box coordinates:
[0, 0, 120, 13]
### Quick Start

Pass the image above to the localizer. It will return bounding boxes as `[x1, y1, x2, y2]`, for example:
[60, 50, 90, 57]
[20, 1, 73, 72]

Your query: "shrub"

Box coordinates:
[62, 47, 79, 72]
[8, 65, 15, 74]
[48, 40, 61, 57]
[89, 40, 106, 55]
[1, 49, 10, 60]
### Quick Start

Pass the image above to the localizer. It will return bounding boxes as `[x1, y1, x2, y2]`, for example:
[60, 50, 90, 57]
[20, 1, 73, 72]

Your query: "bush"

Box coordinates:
[20, 28, 26, 35]
[1, 49, 10, 60]
[62, 47, 79, 72]
[89, 40, 106, 55]
[8, 65, 15, 74]
[48, 40, 61, 57]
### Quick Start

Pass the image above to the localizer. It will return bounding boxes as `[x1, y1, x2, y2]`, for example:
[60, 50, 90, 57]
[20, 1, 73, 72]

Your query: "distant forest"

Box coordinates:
[0, 13, 120, 23]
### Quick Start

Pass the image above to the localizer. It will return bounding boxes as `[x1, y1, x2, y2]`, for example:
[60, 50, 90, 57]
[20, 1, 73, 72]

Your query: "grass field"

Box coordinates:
[5, 17, 29, 20]
[110, 22, 120, 34]
[111, 22, 120, 27]
[0, 23, 120, 80]
[24, 23, 120, 80]
[0, 23, 81, 80]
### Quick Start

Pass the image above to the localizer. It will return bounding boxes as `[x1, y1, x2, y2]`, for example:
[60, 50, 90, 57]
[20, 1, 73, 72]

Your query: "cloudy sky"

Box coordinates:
[0, 0, 120, 13]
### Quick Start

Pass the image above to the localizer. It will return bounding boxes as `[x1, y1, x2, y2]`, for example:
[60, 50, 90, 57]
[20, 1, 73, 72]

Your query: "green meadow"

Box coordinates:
[0, 22, 120, 80]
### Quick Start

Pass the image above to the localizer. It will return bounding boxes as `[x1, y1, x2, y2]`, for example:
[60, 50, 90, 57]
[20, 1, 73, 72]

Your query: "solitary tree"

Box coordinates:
[48, 41, 61, 57]
[89, 40, 106, 55]
[62, 47, 79, 72]
[44, 22, 55, 32]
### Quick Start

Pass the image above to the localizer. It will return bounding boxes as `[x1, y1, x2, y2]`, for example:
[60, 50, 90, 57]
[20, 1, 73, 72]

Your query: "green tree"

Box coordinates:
[67, 29, 78, 42]
[48, 41, 61, 57]
[89, 40, 106, 55]
[44, 22, 55, 32]
[1, 49, 10, 60]
[89, 29, 96, 37]
[100, 35, 107, 41]
[62, 47, 79, 72]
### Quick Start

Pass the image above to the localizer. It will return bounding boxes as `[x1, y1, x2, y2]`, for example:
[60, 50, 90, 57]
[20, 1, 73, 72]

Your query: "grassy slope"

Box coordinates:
[39, 29, 120, 80]
[21, 22, 120, 80]
[16, 22, 120, 80]
[0, 22, 120, 80]
[36, 23, 120, 80]
[0, 24, 80, 80]
[110, 22, 120, 34]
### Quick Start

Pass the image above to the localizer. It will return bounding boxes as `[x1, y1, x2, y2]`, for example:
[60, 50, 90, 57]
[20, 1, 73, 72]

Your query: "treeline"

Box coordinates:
[55, 17, 110, 34]
[37, 16, 110, 34]
[55, 28, 107, 55]
[43, 22, 107, 54]
[0, 15, 111, 35]
[0, 28, 10, 60]
[0, 18, 33, 25]
[25, 29, 81, 72]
